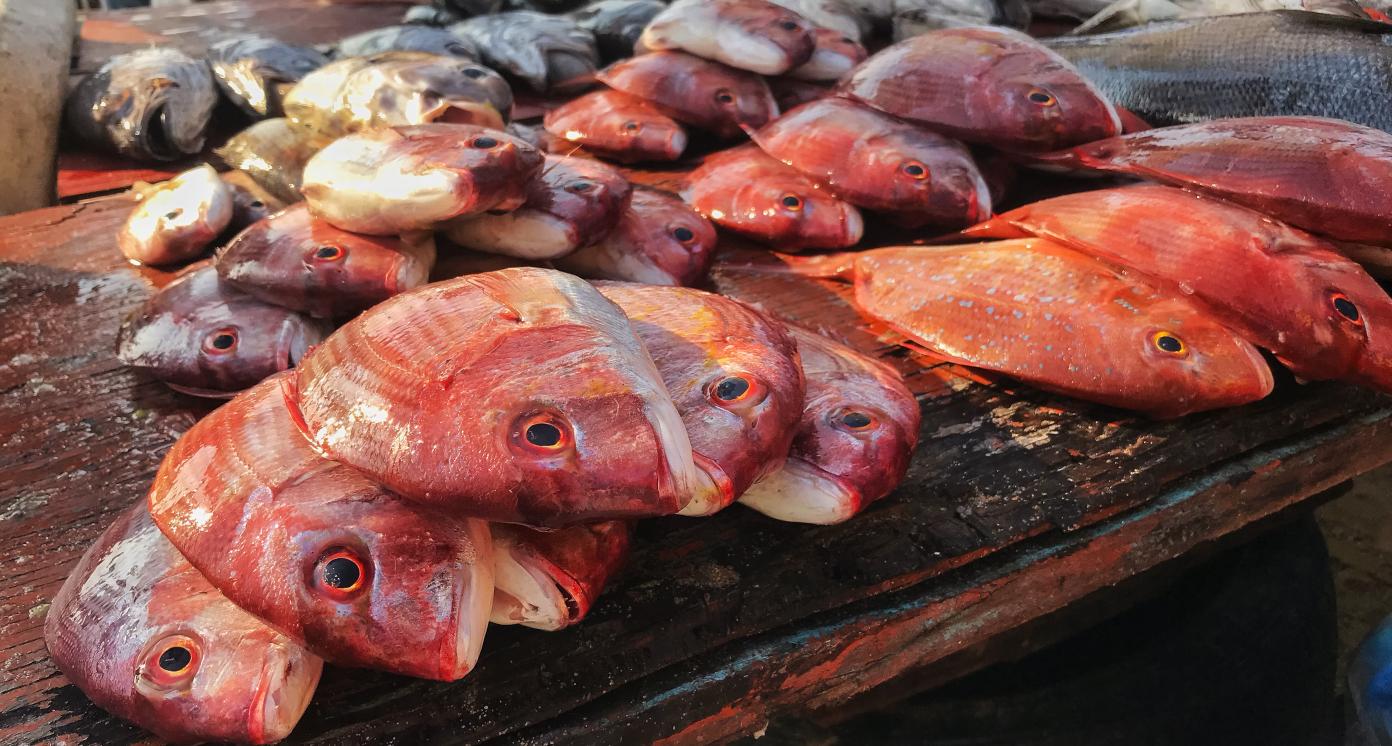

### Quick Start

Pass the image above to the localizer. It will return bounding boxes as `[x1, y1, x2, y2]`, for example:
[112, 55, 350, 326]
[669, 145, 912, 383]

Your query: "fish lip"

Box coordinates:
[139, 101, 181, 161]
[664, 127, 688, 159]
[842, 204, 865, 245]
[739, 458, 862, 525]
[248, 642, 323, 744]
[429, 100, 507, 129]
[676, 452, 736, 516]
[447, 522, 492, 680]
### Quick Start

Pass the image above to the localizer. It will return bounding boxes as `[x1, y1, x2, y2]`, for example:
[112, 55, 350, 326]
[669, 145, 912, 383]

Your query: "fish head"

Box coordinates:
[119, 165, 233, 266]
[729, 0, 818, 73]
[791, 28, 868, 81]
[625, 189, 719, 281]
[526, 155, 634, 247]
[707, 70, 782, 135]
[545, 90, 688, 160]
[375, 53, 514, 129]
[854, 128, 992, 225]
[1299, 258, 1392, 393]
[980, 56, 1121, 151]
[395, 123, 546, 213]
[690, 148, 862, 250]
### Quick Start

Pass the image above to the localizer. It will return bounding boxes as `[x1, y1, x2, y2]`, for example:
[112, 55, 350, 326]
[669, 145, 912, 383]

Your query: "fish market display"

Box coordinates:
[46, 503, 323, 744]
[555, 188, 718, 286]
[283, 52, 513, 136]
[216, 203, 437, 318]
[751, 97, 989, 228]
[117, 266, 329, 398]
[445, 155, 632, 258]
[333, 25, 481, 59]
[789, 28, 867, 81]
[597, 283, 806, 515]
[543, 88, 688, 163]
[65, 48, 218, 161]
[118, 165, 233, 266]
[300, 123, 543, 235]
[640, 0, 816, 76]
[216, 117, 327, 204]
[840, 26, 1121, 151]
[597, 51, 780, 138]
[451, 12, 600, 94]
[1046, 12, 1392, 131]
[207, 34, 328, 118]
[572, 0, 666, 61]
[686, 145, 864, 250]
[491, 521, 631, 630]
[739, 327, 920, 525]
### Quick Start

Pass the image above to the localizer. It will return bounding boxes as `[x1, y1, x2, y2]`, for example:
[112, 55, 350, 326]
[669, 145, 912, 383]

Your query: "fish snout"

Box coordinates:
[739, 458, 862, 525]
[248, 643, 323, 744]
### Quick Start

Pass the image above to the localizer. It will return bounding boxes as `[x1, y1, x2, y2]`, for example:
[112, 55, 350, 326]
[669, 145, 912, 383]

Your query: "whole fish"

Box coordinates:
[216, 203, 437, 318]
[751, 98, 990, 228]
[300, 123, 544, 235]
[779, 240, 1275, 417]
[216, 117, 327, 204]
[65, 48, 218, 162]
[1068, 0, 1366, 35]
[840, 26, 1121, 151]
[283, 52, 513, 137]
[117, 265, 330, 398]
[597, 283, 806, 515]
[444, 155, 633, 259]
[968, 185, 1392, 392]
[289, 267, 705, 526]
[572, 0, 667, 62]
[640, 0, 816, 76]
[1350, 614, 1392, 745]
[739, 327, 920, 524]
[543, 88, 688, 163]
[597, 51, 779, 138]
[333, 25, 480, 59]
[451, 12, 600, 94]
[685, 145, 864, 250]
[118, 165, 233, 267]
[149, 375, 495, 681]
[46, 503, 323, 744]
[891, 0, 1032, 38]
[769, 0, 873, 41]
[555, 188, 718, 286]
[1046, 12, 1392, 131]
[207, 34, 328, 118]
[491, 521, 631, 630]
[1035, 117, 1392, 246]
[788, 28, 867, 81]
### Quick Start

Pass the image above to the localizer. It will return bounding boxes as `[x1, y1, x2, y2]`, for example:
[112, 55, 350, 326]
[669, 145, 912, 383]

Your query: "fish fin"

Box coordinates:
[1115, 106, 1153, 134]
[720, 250, 859, 280]
[1068, 0, 1142, 33]
[961, 218, 1032, 240]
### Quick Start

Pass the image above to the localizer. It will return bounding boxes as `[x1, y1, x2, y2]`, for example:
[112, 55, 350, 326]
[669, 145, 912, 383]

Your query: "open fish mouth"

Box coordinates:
[738, 458, 861, 525]
[491, 546, 571, 631]
[140, 102, 181, 161]
[429, 101, 506, 129]
[248, 643, 323, 744]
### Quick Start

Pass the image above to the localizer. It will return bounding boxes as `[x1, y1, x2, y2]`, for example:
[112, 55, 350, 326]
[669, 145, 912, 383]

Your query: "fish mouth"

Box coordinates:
[490, 543, 570, 631]
[445, 211, 579, 260]
[391, 252, 433, 295]
[140, 102, 181, 162]
[676, 452, 735, 517]
[447, 519, 493, 680]
[430, 101, 507, 130]
[247, 643, 323, 744]
[737, 459, 862, 525]
[662, 128, 688, 160]
[276, 318, 327, 375]
[841, 204, 865, 245]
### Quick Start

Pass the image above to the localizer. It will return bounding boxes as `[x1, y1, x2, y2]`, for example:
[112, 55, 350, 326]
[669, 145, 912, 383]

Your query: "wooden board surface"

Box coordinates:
[1, 191, 1391, 745]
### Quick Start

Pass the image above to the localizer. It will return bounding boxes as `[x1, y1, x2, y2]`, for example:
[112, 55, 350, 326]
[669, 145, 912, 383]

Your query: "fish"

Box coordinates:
[300, 123, 544, 235]
[65, 48, 218, 162]
[597, 283, 806, 515]
[432, 0, 506, 16]
[787, 28, 867, 81]
[491, 521, 631, 630]
[283, 52, 514, 137]
[572, 0, 667, 62]
[403, 4, 465, 24]
[333, 25, 481, 59]
[777, 240, 1275, 417]
[543, 88, 688, 163]
[117, 165, 234, 267]
[289, 267, 705, 526]
[1034, 117, 1392, 247]
[444, 154, 633, 259]
[891, 0, 1032, 38]
[839, 26, 1121, 151]
[148, 375, 495, 681]
[597, 51, 780, 138]
[1349, 614, 1392, 745]
[207, 34, 328, 119]
[738, 327, 920, 524]
[685, 145, 864, 250]
[227, 183, 284, 228]
[1067, 0, 1366, 34]
[450, 12, 600, 95]
[116, 265, 330, 398]
[750, 97, 991, 228]
[555, 188, 719, 286]
[1045, 12, 1392, 131]
[769, 0, 873, 42]
[965, 185, 1392, 392]
[216, 203, 437, 318]
[768, 76, 832, 110]
[640, 0, 816, 76]
[45, 502, 323, 744]
[216, 117, 328, 204]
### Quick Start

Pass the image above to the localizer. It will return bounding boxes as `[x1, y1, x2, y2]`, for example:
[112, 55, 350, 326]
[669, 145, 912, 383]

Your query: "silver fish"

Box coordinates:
[65, 48, 217, 162]
[891, 0, 1030, 38]
[207, 34, 328, 118]
[216, 117, 328, 203]
[334, 25, 480, 59]
[451, 12, 600, 94]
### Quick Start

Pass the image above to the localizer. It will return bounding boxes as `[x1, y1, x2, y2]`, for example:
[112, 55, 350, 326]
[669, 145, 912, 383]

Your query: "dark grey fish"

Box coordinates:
[1047, 11, 1392, 131]
[451, 12, 599, 94]
[433, 0, 506, 15]
[892, 0, 1030, 37]
[65, 48, 217, 162]
[571, 0, 666, 61]
[207, 34, 328, 118]
[404, 4, 464, 24]
[334, 25, 480, 59]
[216, 118, 327, 204]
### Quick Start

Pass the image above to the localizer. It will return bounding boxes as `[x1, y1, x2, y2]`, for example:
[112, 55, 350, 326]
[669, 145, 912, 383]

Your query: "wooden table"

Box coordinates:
[5, 2, 1392, 744]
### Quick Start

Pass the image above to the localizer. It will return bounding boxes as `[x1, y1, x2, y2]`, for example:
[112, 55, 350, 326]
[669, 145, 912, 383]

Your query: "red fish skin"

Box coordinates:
[685, 144, 864, 250]
[557, 188, 718, 286]
[46, 502, 323, 744]
[788, 28, 867, 82]
[751, 97, 991, 228]
[837, 240, 1275, 418]
[491, 521, 632, 629]
[640, 0, 816, 76]
[148, 375, 495, 681]
[597, 282, 806, 514]
[543, 88, 688, 163]
[216, 203, 437, 319]
[596, 52, 779, 138]
[966, 184, 1392, 392]
[838, 26, 1121, 151]
[289, 267, 702, 526]
[1038, 117, 1392, 247]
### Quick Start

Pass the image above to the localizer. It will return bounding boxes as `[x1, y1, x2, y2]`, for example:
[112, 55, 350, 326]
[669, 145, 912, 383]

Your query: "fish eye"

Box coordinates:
[902, 161, 927, 179]
[841, 411, 876, 430]
[778, 19, 800, 30]
[471, 135, 500, 149]
[313, 244, 345, 261]
[622, 120, 641, 133]
[447, 43, 470, 56]
[164, 209, 182, 220]
[141, 635, 201, 689]
[708, 374, 766, 406]
[463, 67, 487, 79]
[512, 412, 572, 454]
[249, 200, 264, 208]
[1028, 88, 1057, 107]
[565, 180, 595, 193]
[203, 328, 239, 354]
[714, 89, 736, 105]
[1331, 293, 1362, 324]
[159, 645, 192, 672]
[315, 548, 367, 598]
[780, 193, 804, 211]
[1151, 331, 1187, 356]
[672, 226, 696, 243]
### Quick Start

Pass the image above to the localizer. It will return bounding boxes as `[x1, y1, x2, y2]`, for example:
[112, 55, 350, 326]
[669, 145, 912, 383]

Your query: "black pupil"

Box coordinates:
[715, 377, 749, 401]
[249, 200, 263, 208]
[673, 227, 694, 242]
[322, 557, 360, 589]
[1335, 296, 1360, 321]
[526, 422, 562, 447]
[842, 411, 872, 429]
[165, 210, 181, 220]
[158, 646, 191, 672]
[211, 333, 235, 350]
[782, 195, 801, 208]
[568, 181, 593, 192]
[1029, 91, 1052, 103]
[316, 246, 340, 259]
[464, 68, 485, 78]
[1156, 335, 1183, 353]
[904, 163, 924, 176]
[473, 136, 498, 148]
[779, 20, 798, 29]
[717, 92, 734, 103]
[624, 121, 639, 131]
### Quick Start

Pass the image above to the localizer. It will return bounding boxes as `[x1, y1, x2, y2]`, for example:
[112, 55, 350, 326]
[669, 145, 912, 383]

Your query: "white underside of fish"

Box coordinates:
[738, 458, 858, 524]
